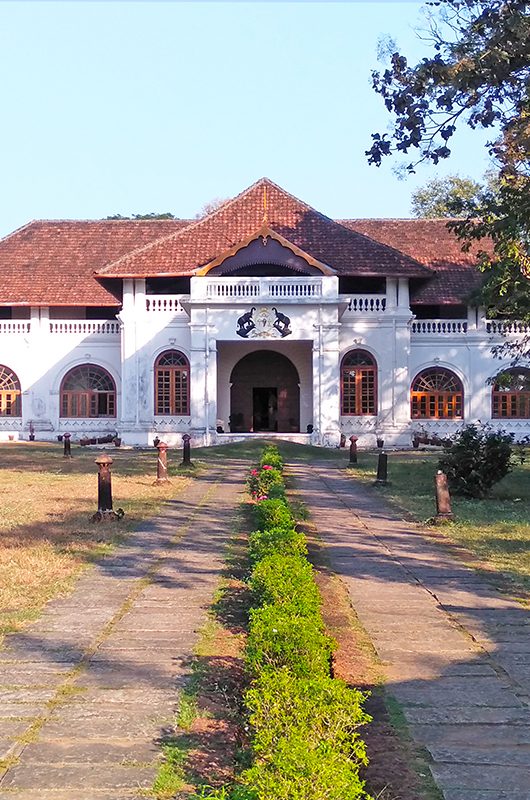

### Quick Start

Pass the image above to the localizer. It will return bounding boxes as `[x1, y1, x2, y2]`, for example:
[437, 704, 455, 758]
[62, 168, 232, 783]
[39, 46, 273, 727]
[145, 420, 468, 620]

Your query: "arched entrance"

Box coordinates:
[230, 351, 300, 433]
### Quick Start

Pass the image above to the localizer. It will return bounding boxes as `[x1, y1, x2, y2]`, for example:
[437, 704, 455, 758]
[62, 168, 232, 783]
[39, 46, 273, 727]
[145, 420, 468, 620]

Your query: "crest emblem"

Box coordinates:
[236, 307, 292, 339]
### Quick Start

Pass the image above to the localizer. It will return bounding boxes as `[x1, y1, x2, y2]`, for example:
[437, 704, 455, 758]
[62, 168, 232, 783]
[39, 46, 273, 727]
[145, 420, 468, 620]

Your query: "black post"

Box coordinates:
[349, 435, 358, 464]
[374, 450, 388, 486]
[95, 453, 113, 512]
[435, 470, 454, 521]
[180, 433, 192, 467]
[63, 432, 72, 458]
[155, 441, 170, 484]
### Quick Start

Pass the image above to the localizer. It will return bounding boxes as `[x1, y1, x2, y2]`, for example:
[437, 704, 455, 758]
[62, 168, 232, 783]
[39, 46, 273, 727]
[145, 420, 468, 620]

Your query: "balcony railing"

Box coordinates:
[486, 320, 530, 335]
[190, 276, 338, 303]
[347, 295, 387, 313]
[49, 321, 120, 335]
[0, 321, 31, 334]
[411, 320, 468, 335]
[145, 295, 188, 314]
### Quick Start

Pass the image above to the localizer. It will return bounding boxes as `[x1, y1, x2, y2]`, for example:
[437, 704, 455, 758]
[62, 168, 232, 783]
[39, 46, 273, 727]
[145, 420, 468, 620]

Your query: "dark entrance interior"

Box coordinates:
[230, 351, 300, 433]
[253, 387, 278, 431]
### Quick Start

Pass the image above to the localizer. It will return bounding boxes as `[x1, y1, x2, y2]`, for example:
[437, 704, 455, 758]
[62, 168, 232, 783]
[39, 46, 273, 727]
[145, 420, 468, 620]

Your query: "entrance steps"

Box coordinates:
[214, 432, 312, 446]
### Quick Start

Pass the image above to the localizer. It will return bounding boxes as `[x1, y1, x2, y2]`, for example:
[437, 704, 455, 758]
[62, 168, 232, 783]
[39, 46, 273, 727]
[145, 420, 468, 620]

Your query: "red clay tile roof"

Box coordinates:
[96, 179, 432, 280]
[340, 218, 488, 304]
[0, 219, 188, 305]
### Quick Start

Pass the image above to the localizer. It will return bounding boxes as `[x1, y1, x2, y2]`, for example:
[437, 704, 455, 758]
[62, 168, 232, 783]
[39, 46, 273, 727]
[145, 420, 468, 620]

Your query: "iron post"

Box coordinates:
[92, 453, 124, 522]
[155, 441, 170, 484]
[180, 433, 193, 467]
[349, 435, 358, 464]
[374, 450, 388, 486]
[435, 470, 454, 521]
[63, 432, 72, 458]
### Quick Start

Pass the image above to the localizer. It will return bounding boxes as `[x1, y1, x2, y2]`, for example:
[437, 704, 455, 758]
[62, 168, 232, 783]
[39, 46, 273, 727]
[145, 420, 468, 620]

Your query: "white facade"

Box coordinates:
[1, 273, 529, 447]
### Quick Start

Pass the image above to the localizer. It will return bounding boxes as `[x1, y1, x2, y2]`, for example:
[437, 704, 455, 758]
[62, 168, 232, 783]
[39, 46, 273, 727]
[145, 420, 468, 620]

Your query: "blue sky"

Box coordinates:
[0, 1, 492, 237]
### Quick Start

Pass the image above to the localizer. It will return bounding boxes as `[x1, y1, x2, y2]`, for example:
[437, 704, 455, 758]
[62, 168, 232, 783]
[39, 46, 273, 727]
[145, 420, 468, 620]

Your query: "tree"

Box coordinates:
[367, 0, 530, 341]
[105, 212, 176, 220]
[411, 174, 485, 217]
[194, 197, 229, 219]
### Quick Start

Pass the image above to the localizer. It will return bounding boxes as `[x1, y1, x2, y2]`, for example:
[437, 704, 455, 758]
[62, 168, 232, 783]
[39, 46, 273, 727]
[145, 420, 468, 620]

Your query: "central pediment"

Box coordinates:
[197, 225, 334, 277]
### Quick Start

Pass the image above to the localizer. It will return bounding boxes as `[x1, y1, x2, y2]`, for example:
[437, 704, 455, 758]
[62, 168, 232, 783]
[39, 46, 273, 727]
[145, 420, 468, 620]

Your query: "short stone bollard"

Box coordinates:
[180, 433, 193, 467]
[63, 432, 72, 459]
[349, 435, 358, 464]
[91, 453, 124, 522]
[340, 433, 346, 448]
[435, 470, 454, 521]
[374, 450, 388, 486]
[154, 441, 171, 484]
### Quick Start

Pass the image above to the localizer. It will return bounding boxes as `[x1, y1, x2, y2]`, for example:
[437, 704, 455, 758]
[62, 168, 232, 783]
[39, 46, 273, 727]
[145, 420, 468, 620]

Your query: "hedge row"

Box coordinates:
[195, 445, 371, 800]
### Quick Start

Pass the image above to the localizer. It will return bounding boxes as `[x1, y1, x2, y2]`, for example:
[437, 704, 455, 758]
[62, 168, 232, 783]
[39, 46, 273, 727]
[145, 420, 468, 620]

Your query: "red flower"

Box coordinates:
[262, 464, 272, 470]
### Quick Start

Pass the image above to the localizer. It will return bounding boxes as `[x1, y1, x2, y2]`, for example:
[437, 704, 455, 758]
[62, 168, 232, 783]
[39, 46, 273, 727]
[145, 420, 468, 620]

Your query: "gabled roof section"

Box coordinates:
[96, 178, 432, 279]
[196, 224, 335, 276]
[0, 219, 188, 306]
[341, 218, 489, 304]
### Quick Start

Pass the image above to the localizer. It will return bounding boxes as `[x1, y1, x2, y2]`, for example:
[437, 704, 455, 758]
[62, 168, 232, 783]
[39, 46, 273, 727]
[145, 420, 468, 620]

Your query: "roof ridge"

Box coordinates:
[0, 220, 41, 245]
[339, 217, 464, 223]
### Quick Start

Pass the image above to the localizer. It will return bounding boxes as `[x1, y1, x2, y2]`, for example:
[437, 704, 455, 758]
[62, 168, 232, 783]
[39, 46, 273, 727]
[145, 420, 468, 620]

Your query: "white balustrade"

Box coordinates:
[0, 321, 31, 334]
[204, 278, 323, 301]
[411, 320, 468, 335]
[486, 320, 530, 335]
[347, 295, 386, 313]
[145, 295, 187, 314]
[49, 321, 121, 335]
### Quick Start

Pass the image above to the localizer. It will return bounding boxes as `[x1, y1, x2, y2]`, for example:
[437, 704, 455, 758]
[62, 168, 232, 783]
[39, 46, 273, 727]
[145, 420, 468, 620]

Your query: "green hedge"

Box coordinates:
[253, 497, 293, 530]
[248, 526, 307, 565]
[249, 554, 320, 617]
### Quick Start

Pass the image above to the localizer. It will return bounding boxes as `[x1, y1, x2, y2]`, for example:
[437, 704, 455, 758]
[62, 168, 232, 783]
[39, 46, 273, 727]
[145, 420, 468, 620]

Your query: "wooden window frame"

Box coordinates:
[155, 351, 190, 416]
[341, 350, 377, 416]
[411, 368, 463, 420]
[60, 365, 116, 419]
[0, 365, 21, 417]
[492, 370, 530, 419]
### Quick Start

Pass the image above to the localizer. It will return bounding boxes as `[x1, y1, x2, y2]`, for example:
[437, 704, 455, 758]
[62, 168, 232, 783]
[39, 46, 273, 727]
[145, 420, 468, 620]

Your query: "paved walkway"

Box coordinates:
[291, 462, 530, 800]
[0, 460, 245, 800]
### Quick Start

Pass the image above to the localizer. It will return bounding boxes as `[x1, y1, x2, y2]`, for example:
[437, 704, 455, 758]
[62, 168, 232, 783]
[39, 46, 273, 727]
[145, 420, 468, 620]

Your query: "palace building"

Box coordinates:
[0, 177, 528, 447]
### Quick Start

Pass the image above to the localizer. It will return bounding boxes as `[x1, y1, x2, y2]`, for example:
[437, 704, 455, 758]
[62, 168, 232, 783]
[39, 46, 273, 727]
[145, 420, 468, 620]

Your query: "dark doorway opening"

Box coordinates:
[230, 351, 300, 433]
[253, 388, 278, 431]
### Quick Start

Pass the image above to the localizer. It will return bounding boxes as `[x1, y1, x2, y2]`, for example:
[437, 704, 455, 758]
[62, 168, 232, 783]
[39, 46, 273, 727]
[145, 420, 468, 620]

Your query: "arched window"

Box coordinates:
[411, 368, 463, 419]
[155, 351, 190, 415]
[61, 365, 116, 418]
[341, 350, 377, 415]
[492, 369, 530, 418]
[0, 365, 21, 416]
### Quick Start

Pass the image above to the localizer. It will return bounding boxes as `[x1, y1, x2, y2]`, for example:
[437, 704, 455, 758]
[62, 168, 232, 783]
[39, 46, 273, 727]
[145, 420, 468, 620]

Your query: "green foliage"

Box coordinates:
[249, 554, 320, 617]
[248, 526, 307, 564]
[439, 424, 514, 498]
[247, 466, 284, 500]
[241, 737, 368, 800]
[411, 174, 490, 218]
[245, 668, 370, 758]
[253, 498, 293, 531]
[367, 0, 530, 326]
[259, 445, 284, 470]
[105, 211, 176, 220]
[245, 604, 333, 678]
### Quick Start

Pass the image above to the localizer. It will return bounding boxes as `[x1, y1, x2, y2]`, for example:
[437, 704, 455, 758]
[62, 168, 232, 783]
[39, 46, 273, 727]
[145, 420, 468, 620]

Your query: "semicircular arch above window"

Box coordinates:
[411, 368, 463, 419]
[60, 364, 116, 418]
[492, 368, 530, 419]
[341, 349, 377, 416]
[155, 350, 190, 416]
[0, 365, 21, 417]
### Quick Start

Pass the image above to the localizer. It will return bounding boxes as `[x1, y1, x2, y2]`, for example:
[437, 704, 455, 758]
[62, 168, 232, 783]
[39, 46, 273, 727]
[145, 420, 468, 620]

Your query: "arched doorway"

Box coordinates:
[230, 351, 300, 433]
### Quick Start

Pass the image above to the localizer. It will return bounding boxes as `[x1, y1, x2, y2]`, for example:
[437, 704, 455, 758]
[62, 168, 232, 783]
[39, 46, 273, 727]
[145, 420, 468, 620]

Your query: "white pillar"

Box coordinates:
[386, 278, 398, 310]
[398, 278, 410, 309]
[119, 279, 137, 427]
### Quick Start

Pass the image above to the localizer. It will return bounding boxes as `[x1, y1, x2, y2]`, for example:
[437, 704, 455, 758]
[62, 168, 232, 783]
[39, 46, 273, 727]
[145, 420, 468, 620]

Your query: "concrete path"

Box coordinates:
[0, 460, 245, 800]
[291, 462, 530, 800]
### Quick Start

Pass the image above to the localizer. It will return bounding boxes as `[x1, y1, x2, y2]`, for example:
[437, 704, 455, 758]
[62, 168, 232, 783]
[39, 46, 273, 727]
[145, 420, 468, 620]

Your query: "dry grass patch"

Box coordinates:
[0, 442, 191, 643]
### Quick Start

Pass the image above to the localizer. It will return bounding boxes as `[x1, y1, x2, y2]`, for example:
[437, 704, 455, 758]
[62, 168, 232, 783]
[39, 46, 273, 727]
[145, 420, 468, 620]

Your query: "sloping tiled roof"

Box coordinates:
[0, 219, 188, 306]
[96, 179, 432, 279]
[341, 218, 487, 304]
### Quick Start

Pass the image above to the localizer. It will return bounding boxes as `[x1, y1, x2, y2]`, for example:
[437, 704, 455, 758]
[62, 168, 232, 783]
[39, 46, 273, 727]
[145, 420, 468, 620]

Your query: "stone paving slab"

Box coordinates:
[291, 462, 530, 800]
[0, 460, 245, 796]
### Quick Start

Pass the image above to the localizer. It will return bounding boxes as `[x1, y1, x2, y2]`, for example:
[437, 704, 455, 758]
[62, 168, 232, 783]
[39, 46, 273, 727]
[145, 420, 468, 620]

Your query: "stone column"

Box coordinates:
[119, 279, 138, 429]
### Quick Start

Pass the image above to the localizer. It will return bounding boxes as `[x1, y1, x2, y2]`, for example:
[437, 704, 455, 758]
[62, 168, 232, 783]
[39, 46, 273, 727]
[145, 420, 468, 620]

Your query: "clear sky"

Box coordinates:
[0, 1, 492, 237]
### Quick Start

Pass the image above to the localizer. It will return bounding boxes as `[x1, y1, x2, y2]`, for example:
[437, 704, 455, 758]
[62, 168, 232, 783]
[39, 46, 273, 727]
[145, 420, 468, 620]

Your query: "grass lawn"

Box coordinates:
[0, 442, 191, 643]
[348, 450, 530, 600]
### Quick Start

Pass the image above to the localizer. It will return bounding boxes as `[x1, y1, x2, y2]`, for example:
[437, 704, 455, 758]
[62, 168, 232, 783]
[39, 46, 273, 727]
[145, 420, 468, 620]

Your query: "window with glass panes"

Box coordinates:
[155, 351, 189, 415]
[411, 369, 463, 419]
[492, 369, 530, 418]
[341, 350, 377, 415]
[60, 365, 116, 417]
[0, 365, 21, 416]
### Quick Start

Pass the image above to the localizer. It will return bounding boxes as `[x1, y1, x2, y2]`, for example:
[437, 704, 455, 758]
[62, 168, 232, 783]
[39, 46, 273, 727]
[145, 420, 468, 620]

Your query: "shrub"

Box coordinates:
[249, 554, 320, 617]
[245, 668, 370, 758]
[245, 605, 333, 678]
[248, 526, 307, 564]
[439, 424, 514, 498]
[241, 737, 369, 800]
[253, 498, 293, 531]
[259, 445, 283, 470]
[247, 465, 285, 501]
